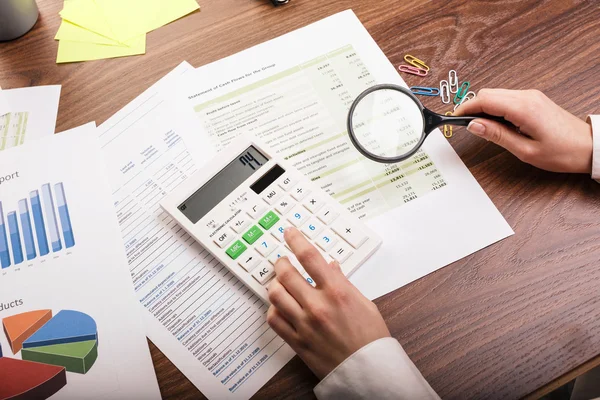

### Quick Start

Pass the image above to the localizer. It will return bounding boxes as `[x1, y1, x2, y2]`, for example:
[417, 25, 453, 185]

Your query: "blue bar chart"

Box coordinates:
[0, 182, 75, 269]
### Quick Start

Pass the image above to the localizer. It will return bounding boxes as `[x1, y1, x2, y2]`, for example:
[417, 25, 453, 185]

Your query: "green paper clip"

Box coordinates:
[453, 82, 470, 104]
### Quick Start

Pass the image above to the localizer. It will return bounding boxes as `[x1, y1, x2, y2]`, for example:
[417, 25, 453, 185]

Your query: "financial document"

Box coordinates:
[0, 126, 161, 399]
[175, 10, 514, 299]
[98, 62, 295, 400]
[0, 86, 61, 151]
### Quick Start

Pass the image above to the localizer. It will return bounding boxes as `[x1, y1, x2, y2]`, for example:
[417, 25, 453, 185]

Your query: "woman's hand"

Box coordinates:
[454, 89, 593, 174]
[267, 227, 391, 379]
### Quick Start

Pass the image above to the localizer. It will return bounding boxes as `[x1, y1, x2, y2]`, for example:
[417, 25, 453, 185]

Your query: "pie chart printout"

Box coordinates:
[0, 309, 99, 400]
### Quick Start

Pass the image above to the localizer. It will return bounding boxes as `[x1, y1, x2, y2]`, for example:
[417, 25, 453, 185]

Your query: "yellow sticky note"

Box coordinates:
[60, 0, 120, 43]
[56, 34, 146, 63]
[94, 0, 200, 42]
[55, 20, 120, 46]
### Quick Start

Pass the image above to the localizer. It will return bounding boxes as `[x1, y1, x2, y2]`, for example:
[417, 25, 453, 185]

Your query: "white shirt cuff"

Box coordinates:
[588, 115, 600, 180]
[314, 337, 440, 400]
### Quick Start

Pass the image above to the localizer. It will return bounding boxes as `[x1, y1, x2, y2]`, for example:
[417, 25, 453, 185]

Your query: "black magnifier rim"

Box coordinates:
[347, 84, 427, 164]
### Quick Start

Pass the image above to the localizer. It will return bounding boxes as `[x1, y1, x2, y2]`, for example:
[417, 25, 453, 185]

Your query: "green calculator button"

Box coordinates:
[259, 211, 280, 230]
[242, 225, 264, 244]
[226, 240, 247, 260]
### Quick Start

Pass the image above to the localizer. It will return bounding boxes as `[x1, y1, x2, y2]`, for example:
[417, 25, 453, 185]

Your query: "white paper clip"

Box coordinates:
[449, 70, 459, 94]
[453, 91, 476, 111]
[439, 80, 450, 104]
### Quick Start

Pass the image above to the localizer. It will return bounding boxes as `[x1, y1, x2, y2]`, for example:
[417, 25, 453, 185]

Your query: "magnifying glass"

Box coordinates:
[347, 84, 511, 163]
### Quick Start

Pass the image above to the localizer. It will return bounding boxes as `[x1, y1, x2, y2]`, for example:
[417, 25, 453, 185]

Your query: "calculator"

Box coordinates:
[161, 137, 382, 303]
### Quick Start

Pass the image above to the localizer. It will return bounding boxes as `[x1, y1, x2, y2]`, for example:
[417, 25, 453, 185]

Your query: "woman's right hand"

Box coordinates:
[454, 89, 593, 174]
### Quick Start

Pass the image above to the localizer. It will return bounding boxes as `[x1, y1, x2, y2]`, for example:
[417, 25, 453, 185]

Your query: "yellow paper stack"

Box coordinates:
[55, 0, 200, 63]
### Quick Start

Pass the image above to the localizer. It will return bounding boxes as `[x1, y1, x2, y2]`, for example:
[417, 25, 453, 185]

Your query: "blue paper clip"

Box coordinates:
[410, 86, 439, 97]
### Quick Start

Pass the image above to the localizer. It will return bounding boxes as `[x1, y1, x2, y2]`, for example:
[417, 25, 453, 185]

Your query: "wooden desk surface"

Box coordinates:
[2, 0, 600, 398]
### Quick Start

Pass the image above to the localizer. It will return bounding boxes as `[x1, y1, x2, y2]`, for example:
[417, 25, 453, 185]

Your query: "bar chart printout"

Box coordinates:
[0, 182, 75, 269]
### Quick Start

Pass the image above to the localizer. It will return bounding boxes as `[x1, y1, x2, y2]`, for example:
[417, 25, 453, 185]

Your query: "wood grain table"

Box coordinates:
[2, 0, 600, 399]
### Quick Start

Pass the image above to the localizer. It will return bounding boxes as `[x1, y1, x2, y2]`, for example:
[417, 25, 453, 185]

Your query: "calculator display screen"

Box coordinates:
[178, 146, 269, 223]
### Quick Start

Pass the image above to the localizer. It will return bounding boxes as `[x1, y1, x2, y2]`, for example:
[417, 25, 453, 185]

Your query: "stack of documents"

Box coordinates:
[55, 0, 200, 63]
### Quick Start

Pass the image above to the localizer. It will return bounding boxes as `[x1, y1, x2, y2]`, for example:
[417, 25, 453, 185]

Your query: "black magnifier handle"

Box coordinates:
[423, 109, 517, 132]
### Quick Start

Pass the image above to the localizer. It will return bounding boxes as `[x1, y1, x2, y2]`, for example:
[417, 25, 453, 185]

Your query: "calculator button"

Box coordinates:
[255, 236, 277, 257]
[275, 196, 294, 215]
[315, 229, 338, 251]
[287, 205, 308, 227]
[226, 240, 247, 260]
[267, 247, 292, 265]
[316, 206, 339, 225]
[238, 250, 261, 272]
[262, 188, 283, 205]
[300, 219, 324, 239]
[329, 242, 353, 264]
[259, 210, 280, 230]
[242, 225, 264, 245]
[245, 201, 267, 219]
[213, 231, 235, 248]
[271, 220, 291, 242]
[278, 175, 297, 192]
[229, 216, 251, 233]
[331, 219, 368, 249]
[290, 184, 310, 201]
[252, 262, 275, 285]
[302, 196, 324, 213]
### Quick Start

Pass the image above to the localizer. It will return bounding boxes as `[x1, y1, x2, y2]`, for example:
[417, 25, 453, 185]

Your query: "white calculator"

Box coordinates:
[161, 137, 382, 303]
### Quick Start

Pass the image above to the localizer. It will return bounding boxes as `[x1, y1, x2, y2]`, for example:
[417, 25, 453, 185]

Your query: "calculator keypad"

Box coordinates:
[220, 172, 370, 289]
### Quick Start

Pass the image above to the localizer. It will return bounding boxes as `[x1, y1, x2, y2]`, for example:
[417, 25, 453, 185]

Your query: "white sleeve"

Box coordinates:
[314, 338, 440, 400]
[588, 115, 600, 180]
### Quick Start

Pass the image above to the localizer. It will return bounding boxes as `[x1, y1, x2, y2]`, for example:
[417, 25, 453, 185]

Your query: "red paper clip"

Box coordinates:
[398, 64, 428, 77]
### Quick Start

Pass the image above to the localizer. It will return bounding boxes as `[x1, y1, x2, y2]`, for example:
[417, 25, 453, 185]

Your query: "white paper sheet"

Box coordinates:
[173, 10, 514, 300]
[0, 86, 61, 151]
[0, 91, 11, 117]
[0, 125, 161, 399]
[98, 62, 295, 400]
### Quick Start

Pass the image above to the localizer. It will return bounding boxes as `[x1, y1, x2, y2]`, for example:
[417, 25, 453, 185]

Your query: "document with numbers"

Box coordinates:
[174, 10, 514, 299]
[98, 62, 295, 400]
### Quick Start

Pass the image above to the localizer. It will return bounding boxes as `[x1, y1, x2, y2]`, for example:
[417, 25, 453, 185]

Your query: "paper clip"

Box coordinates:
[443, 111, 453, 138]
[410, 86, 439, 96]
[439, 80, 450, 104]
[398, 64, 428, 77]
[453, 91, 476, 111]
[449, 70, 459, 94]
[453, 81, 470, 104]
[404, 55, 430, 72]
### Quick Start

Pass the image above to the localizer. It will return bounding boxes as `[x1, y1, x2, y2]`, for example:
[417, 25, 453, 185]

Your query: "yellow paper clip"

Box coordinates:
[443, 111, 453, 138]
[404, 54, 429, 72]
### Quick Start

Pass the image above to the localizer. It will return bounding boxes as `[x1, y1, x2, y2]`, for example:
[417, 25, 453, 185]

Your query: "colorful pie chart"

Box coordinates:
[0, 309, 98, 400]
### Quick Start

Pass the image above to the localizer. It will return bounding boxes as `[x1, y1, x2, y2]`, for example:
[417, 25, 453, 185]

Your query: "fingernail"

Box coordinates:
[467, 121, 486, 136]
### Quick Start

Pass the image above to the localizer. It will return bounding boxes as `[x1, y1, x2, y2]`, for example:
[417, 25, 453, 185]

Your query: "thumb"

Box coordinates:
[467, 119, 534, 158]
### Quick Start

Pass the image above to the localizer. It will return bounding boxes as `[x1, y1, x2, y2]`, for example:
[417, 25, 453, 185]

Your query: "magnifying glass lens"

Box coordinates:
[350, 88, 425, 160]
